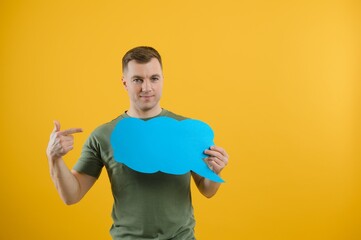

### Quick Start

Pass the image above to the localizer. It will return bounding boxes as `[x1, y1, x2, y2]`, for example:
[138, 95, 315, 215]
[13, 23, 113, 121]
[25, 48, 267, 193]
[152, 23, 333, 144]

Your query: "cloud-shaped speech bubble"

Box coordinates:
[110, 116, 224, 183]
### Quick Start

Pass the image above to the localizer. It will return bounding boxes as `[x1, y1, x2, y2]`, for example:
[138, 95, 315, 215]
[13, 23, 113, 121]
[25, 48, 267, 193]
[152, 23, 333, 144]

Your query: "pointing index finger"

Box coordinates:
[60, 128, 83, 135]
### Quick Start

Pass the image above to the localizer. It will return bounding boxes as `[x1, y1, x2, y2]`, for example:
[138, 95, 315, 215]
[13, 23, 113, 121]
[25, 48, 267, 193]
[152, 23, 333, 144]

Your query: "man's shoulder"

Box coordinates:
[90, 115, 124, 139]
[162, 109, 188, 121]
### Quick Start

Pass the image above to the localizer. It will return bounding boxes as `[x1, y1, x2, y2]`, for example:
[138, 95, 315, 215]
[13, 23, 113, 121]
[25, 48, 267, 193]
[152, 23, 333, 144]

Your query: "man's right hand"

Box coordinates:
[46, 120, 83, 161]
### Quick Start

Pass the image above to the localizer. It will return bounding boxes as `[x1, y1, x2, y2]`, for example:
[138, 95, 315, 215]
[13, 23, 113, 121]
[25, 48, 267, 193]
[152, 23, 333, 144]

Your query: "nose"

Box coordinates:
[142, 79, 152, 92]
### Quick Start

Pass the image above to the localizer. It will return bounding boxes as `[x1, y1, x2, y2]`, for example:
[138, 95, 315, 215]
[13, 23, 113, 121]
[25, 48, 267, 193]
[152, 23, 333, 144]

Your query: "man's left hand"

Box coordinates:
[204, 146, 229, 174]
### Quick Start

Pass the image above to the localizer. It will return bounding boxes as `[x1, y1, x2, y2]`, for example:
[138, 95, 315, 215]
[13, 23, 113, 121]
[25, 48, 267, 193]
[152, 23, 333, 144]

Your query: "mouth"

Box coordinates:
[140, 95, 154, 100]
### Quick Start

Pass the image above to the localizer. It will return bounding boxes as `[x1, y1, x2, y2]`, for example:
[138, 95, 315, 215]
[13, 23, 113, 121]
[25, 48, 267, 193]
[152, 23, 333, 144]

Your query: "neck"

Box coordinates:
[126, 106, 163, 119]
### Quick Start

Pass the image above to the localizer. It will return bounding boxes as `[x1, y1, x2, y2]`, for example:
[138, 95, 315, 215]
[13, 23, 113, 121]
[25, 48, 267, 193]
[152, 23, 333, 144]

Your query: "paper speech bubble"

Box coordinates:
[110, 116, 224, 183]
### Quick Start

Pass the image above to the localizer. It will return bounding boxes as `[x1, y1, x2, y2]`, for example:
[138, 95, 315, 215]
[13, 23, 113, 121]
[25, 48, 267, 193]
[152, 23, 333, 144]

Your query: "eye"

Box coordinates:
[133, 78, 143, 84]
[151, 77, 159, 82]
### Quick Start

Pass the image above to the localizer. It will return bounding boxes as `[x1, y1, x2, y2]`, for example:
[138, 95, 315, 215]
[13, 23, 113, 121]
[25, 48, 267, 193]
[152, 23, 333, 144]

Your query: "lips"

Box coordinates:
[140, 95, 154, 100]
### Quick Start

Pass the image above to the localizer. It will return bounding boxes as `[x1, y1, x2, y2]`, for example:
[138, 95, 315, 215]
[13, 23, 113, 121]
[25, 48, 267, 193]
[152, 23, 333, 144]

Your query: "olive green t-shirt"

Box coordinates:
[73, 109, 196, 240]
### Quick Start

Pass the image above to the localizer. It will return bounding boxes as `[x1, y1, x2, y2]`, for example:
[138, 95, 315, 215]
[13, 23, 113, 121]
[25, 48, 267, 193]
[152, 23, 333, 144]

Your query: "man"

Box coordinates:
[46, 46, 229, 239]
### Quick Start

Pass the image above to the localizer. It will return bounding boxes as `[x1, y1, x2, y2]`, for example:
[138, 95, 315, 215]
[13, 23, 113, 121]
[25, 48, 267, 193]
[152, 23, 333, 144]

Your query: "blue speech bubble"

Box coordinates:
[110, 116, 224, 183]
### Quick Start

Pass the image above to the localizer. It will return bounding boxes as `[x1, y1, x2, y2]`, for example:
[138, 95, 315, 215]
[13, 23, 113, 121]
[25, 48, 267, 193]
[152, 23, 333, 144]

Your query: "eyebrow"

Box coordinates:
[131, 74, 161, 79]
[131, 75, 144, 79]
[150, 74, 161, 78]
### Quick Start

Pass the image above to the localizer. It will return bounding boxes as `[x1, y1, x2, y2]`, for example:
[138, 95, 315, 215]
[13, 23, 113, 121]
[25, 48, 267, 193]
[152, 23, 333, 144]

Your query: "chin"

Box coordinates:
[139, 104, 157, 112]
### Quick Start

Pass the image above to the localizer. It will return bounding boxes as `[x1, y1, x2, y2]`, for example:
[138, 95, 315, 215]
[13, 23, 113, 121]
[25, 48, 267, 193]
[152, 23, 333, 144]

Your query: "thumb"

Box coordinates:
[53, 120, 61, 133]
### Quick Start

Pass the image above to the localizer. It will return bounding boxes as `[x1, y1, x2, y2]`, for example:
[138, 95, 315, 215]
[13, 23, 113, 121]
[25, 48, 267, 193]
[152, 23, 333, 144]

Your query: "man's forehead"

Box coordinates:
[125, 58, 163, 76]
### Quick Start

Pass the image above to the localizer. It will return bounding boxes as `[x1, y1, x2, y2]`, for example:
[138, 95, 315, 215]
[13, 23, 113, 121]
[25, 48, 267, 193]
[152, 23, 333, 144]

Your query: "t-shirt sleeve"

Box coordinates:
[73, 133, 104, 179]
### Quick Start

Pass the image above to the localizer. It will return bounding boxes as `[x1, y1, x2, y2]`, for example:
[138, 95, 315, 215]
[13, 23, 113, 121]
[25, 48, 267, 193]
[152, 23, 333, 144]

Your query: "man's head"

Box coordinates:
[122, 46, 164, 118]
[122, 46, 162, 73]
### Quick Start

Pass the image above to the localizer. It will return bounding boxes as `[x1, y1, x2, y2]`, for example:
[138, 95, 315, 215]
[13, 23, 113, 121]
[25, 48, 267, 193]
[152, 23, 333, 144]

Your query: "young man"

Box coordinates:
[46, 46, 229, 239]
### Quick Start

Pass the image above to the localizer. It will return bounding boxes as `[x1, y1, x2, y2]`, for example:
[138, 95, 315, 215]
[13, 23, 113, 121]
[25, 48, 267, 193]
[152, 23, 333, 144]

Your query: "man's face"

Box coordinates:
[122, 58, 163, 115]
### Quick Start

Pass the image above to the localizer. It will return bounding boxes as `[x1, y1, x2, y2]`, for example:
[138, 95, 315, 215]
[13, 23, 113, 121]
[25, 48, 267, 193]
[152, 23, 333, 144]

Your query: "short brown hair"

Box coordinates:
[122, 46, 162, 72]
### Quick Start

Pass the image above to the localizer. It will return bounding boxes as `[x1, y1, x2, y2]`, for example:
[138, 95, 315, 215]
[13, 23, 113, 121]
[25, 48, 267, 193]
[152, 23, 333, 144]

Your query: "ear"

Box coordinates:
[122, 76, 128, 89]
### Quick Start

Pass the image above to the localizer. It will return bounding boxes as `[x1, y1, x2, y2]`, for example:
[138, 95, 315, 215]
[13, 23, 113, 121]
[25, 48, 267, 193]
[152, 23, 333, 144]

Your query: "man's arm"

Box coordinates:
[192, 146, 229, 198]
[46, 121, 96, 205]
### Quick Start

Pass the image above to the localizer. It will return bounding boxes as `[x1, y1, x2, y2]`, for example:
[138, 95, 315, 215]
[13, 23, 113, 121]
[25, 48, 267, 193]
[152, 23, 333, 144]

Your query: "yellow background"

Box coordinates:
[1, 0, 360, 239]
